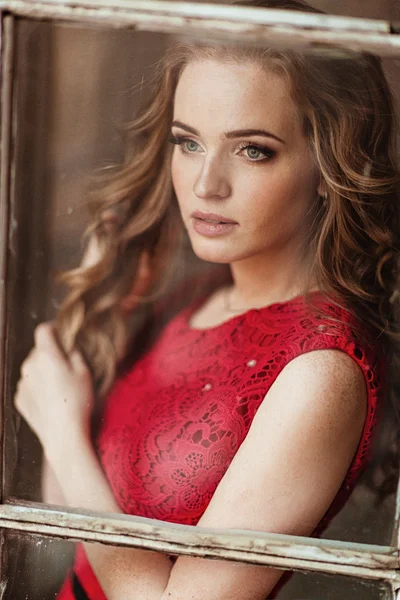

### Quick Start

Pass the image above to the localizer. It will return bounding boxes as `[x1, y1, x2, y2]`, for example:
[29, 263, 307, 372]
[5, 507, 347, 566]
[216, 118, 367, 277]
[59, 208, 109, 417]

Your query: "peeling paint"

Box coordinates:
[0, 501, 399, 583]
[1, 1, 400, 596]
[0, 0, 400, 57]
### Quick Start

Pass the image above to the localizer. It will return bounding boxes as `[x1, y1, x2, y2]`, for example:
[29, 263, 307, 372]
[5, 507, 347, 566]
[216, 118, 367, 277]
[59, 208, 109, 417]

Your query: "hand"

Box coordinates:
[14, 323, 94, 462]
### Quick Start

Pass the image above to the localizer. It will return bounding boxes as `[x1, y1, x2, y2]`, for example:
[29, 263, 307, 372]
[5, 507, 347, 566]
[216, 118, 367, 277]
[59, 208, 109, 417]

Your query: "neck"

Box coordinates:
[228, 241, 316, 311]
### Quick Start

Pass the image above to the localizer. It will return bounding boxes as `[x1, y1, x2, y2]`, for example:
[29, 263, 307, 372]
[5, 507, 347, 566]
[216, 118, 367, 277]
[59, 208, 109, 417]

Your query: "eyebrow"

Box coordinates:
[171, 120, 286, 145]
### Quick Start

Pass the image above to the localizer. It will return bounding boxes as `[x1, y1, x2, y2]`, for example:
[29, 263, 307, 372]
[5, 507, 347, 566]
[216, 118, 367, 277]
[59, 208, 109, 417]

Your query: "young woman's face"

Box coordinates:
[170, 59, 320, 265]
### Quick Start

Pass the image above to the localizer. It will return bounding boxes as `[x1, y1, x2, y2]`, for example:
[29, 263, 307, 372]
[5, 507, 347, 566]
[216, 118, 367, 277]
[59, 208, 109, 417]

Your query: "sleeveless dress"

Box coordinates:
[57, 291, 386, 600]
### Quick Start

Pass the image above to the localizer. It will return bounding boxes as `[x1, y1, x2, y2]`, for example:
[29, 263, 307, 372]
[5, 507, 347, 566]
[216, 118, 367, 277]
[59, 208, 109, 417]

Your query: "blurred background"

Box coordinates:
[3, 1, 400, 598]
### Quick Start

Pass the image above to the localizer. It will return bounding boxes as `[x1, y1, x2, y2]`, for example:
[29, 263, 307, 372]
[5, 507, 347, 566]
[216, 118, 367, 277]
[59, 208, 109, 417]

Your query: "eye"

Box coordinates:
[168, 135, 202, 155]
[185, 140, 200, 153]
[238, 143, 276, 162]
[168, 135, 275, 162]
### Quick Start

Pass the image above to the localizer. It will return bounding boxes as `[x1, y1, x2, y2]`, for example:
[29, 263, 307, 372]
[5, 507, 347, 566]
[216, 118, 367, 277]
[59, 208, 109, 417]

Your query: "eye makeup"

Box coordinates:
[168, 134, 276, 163]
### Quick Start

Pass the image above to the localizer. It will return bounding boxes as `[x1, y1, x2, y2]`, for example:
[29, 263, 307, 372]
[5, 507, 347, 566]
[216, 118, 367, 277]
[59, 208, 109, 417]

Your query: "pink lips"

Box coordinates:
[191, 210, 238, 225]
[190, 211, 238, 237]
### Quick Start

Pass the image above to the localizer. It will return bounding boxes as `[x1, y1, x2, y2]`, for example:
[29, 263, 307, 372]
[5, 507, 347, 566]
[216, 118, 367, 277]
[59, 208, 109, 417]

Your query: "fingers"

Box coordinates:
[14, 377, 24, 411]
[34, 322, 53, 346]
[15, 363, 34, 423]
[20, 348, 35, 378]
[69, 349, 89, 375]
[31, 323, 87, 376]
[34, 323, 65, 361]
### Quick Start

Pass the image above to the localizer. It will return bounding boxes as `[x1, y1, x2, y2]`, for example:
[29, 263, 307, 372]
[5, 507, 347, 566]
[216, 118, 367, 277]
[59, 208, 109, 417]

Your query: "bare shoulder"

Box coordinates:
[260, 348, 368, 423]
[246, 348, 368, 506]
[283, 347, 367, 382]
[195, 347, 369, 537]
[162, 349, 369, 599]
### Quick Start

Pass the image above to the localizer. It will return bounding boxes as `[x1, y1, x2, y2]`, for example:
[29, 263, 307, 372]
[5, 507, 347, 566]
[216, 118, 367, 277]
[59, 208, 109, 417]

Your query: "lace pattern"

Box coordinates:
[57, 293, 386, 600]
[97, 294, 384, 526]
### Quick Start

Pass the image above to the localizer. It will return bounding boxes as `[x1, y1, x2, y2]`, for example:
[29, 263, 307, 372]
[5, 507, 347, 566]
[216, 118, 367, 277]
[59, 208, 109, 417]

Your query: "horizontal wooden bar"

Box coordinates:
[1, 500, 399, 582]
[0, 0, 390, 32]
[2, 0, 400, 57]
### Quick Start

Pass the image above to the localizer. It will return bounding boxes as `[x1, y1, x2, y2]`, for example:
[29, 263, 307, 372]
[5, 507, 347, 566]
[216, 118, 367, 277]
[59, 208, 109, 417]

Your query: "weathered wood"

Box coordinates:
[2, 0, 400, 57]
[395, 461, 400, 554]
[0, 15, 14, 505]
[0, 0, 390, 32]
[0, 500, 399, 583]
[0, 12, 15, 594]
[0, 1, 399, 593]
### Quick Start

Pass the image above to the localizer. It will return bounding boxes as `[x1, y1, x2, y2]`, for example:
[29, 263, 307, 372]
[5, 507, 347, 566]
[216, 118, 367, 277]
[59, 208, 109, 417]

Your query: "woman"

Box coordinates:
[14, 0, 400, 599]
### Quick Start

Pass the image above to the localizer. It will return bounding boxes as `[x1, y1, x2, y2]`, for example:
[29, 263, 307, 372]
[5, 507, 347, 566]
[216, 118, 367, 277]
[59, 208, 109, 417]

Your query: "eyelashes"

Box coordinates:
[236, 141, 276, 162]
[168, 134, 276, 163]
[169, 136, 200, 155]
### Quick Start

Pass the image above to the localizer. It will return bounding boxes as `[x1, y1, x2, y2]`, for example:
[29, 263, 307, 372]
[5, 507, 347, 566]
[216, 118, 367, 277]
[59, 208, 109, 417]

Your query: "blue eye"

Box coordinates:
[246, 147, 263, 160]
[168, 135, 201, 155]
[185, 140, 199, 152]
[239, 144, 275, 162]
[168, 135, 275, 162]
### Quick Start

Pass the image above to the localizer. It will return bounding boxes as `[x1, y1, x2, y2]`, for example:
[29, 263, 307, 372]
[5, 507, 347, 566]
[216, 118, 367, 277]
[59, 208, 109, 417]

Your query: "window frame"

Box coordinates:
[1, 1, 400, 598]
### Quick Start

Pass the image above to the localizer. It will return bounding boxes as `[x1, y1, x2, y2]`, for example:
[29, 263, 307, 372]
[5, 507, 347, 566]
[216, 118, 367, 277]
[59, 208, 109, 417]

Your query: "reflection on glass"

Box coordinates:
[2, 533, 394, 600]
[4, 532, 74, 600]
[4, 0, 400, 599]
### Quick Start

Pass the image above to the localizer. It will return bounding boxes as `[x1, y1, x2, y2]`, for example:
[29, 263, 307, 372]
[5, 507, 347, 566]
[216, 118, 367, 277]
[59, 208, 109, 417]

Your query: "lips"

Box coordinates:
[191, 210, 238, 225]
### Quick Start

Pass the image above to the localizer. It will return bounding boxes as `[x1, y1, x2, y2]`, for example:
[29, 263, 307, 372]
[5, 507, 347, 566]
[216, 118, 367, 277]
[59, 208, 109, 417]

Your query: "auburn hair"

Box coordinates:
[54, 0, 400, 496]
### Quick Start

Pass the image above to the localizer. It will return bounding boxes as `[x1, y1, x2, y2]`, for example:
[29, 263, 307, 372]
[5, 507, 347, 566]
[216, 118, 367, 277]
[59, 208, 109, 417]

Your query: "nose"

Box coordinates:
[193, 155, 231, 200]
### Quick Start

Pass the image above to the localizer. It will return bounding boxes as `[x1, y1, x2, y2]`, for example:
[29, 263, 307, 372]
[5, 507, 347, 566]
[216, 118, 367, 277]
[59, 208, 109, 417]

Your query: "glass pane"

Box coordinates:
[4, 532, 74, 600]
[276, 571, 393, 599]
[4, 18, 170, 501]
[4, 3, 400, 565]
[2, 531, 394, 600]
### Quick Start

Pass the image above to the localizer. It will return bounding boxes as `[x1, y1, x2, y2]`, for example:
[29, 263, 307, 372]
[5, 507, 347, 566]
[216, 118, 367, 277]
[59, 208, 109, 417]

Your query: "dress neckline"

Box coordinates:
[183, 289, 324, 333]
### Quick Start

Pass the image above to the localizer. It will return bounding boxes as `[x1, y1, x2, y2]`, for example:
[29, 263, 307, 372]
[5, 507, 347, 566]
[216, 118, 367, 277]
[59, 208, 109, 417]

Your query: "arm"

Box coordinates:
[15, 329, 367, 600]
[41, 459, 65, 505]
[160, 349, 367, 600]
[40, 233, 97, 507]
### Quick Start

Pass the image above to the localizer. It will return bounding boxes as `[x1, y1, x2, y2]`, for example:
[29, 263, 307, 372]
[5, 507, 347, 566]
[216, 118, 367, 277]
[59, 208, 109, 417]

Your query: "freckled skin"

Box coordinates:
[171, 59, 321, 270]
[20, 56, 372, 600]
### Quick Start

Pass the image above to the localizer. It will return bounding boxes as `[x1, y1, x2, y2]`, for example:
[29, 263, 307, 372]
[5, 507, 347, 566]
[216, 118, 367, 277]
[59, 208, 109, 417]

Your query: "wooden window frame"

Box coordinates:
[1, 1, 400, 597]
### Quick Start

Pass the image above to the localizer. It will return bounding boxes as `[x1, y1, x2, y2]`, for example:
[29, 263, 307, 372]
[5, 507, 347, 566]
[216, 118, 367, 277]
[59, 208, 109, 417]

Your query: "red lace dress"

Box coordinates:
[57, 292, 386, 600]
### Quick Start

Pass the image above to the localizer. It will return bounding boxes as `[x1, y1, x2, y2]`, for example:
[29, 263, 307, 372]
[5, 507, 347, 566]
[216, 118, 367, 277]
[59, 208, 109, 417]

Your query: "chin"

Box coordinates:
[189, 238, 243, 264]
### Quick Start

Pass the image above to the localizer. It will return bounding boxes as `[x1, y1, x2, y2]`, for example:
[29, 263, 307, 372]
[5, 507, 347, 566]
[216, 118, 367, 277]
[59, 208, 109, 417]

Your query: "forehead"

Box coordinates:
[173, 59, 302, 142]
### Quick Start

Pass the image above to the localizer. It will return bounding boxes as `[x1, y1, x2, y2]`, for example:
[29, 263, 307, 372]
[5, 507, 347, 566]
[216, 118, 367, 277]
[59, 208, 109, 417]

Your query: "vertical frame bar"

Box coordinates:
[0, 11, 15, 594]
[0, 3, 397, 597]
[0, 12, 14, 506]
[3, 18, 54, 503]
[394, 451, 400, 550]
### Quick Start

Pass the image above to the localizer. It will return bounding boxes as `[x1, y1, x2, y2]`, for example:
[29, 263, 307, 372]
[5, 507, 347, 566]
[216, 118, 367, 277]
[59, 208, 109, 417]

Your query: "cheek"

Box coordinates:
[237, 169, 290, 215]
[241, 164, 317, 227]
[171, 152, 191, 200]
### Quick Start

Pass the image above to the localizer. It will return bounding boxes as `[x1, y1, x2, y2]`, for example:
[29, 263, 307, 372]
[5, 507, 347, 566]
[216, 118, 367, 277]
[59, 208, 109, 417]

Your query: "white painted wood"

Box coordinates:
[0, 0, 390, 32]
[0, 1, 399, 592]
[1, 1, 400, 56]
[0, 501, 399, 583]
[0, 12, 15, 591]
[0, 14, 14, 505]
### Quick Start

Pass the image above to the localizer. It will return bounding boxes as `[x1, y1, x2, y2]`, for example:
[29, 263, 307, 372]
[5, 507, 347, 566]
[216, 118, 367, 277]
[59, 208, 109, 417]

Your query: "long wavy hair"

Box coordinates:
[54, 0, 400, 494]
